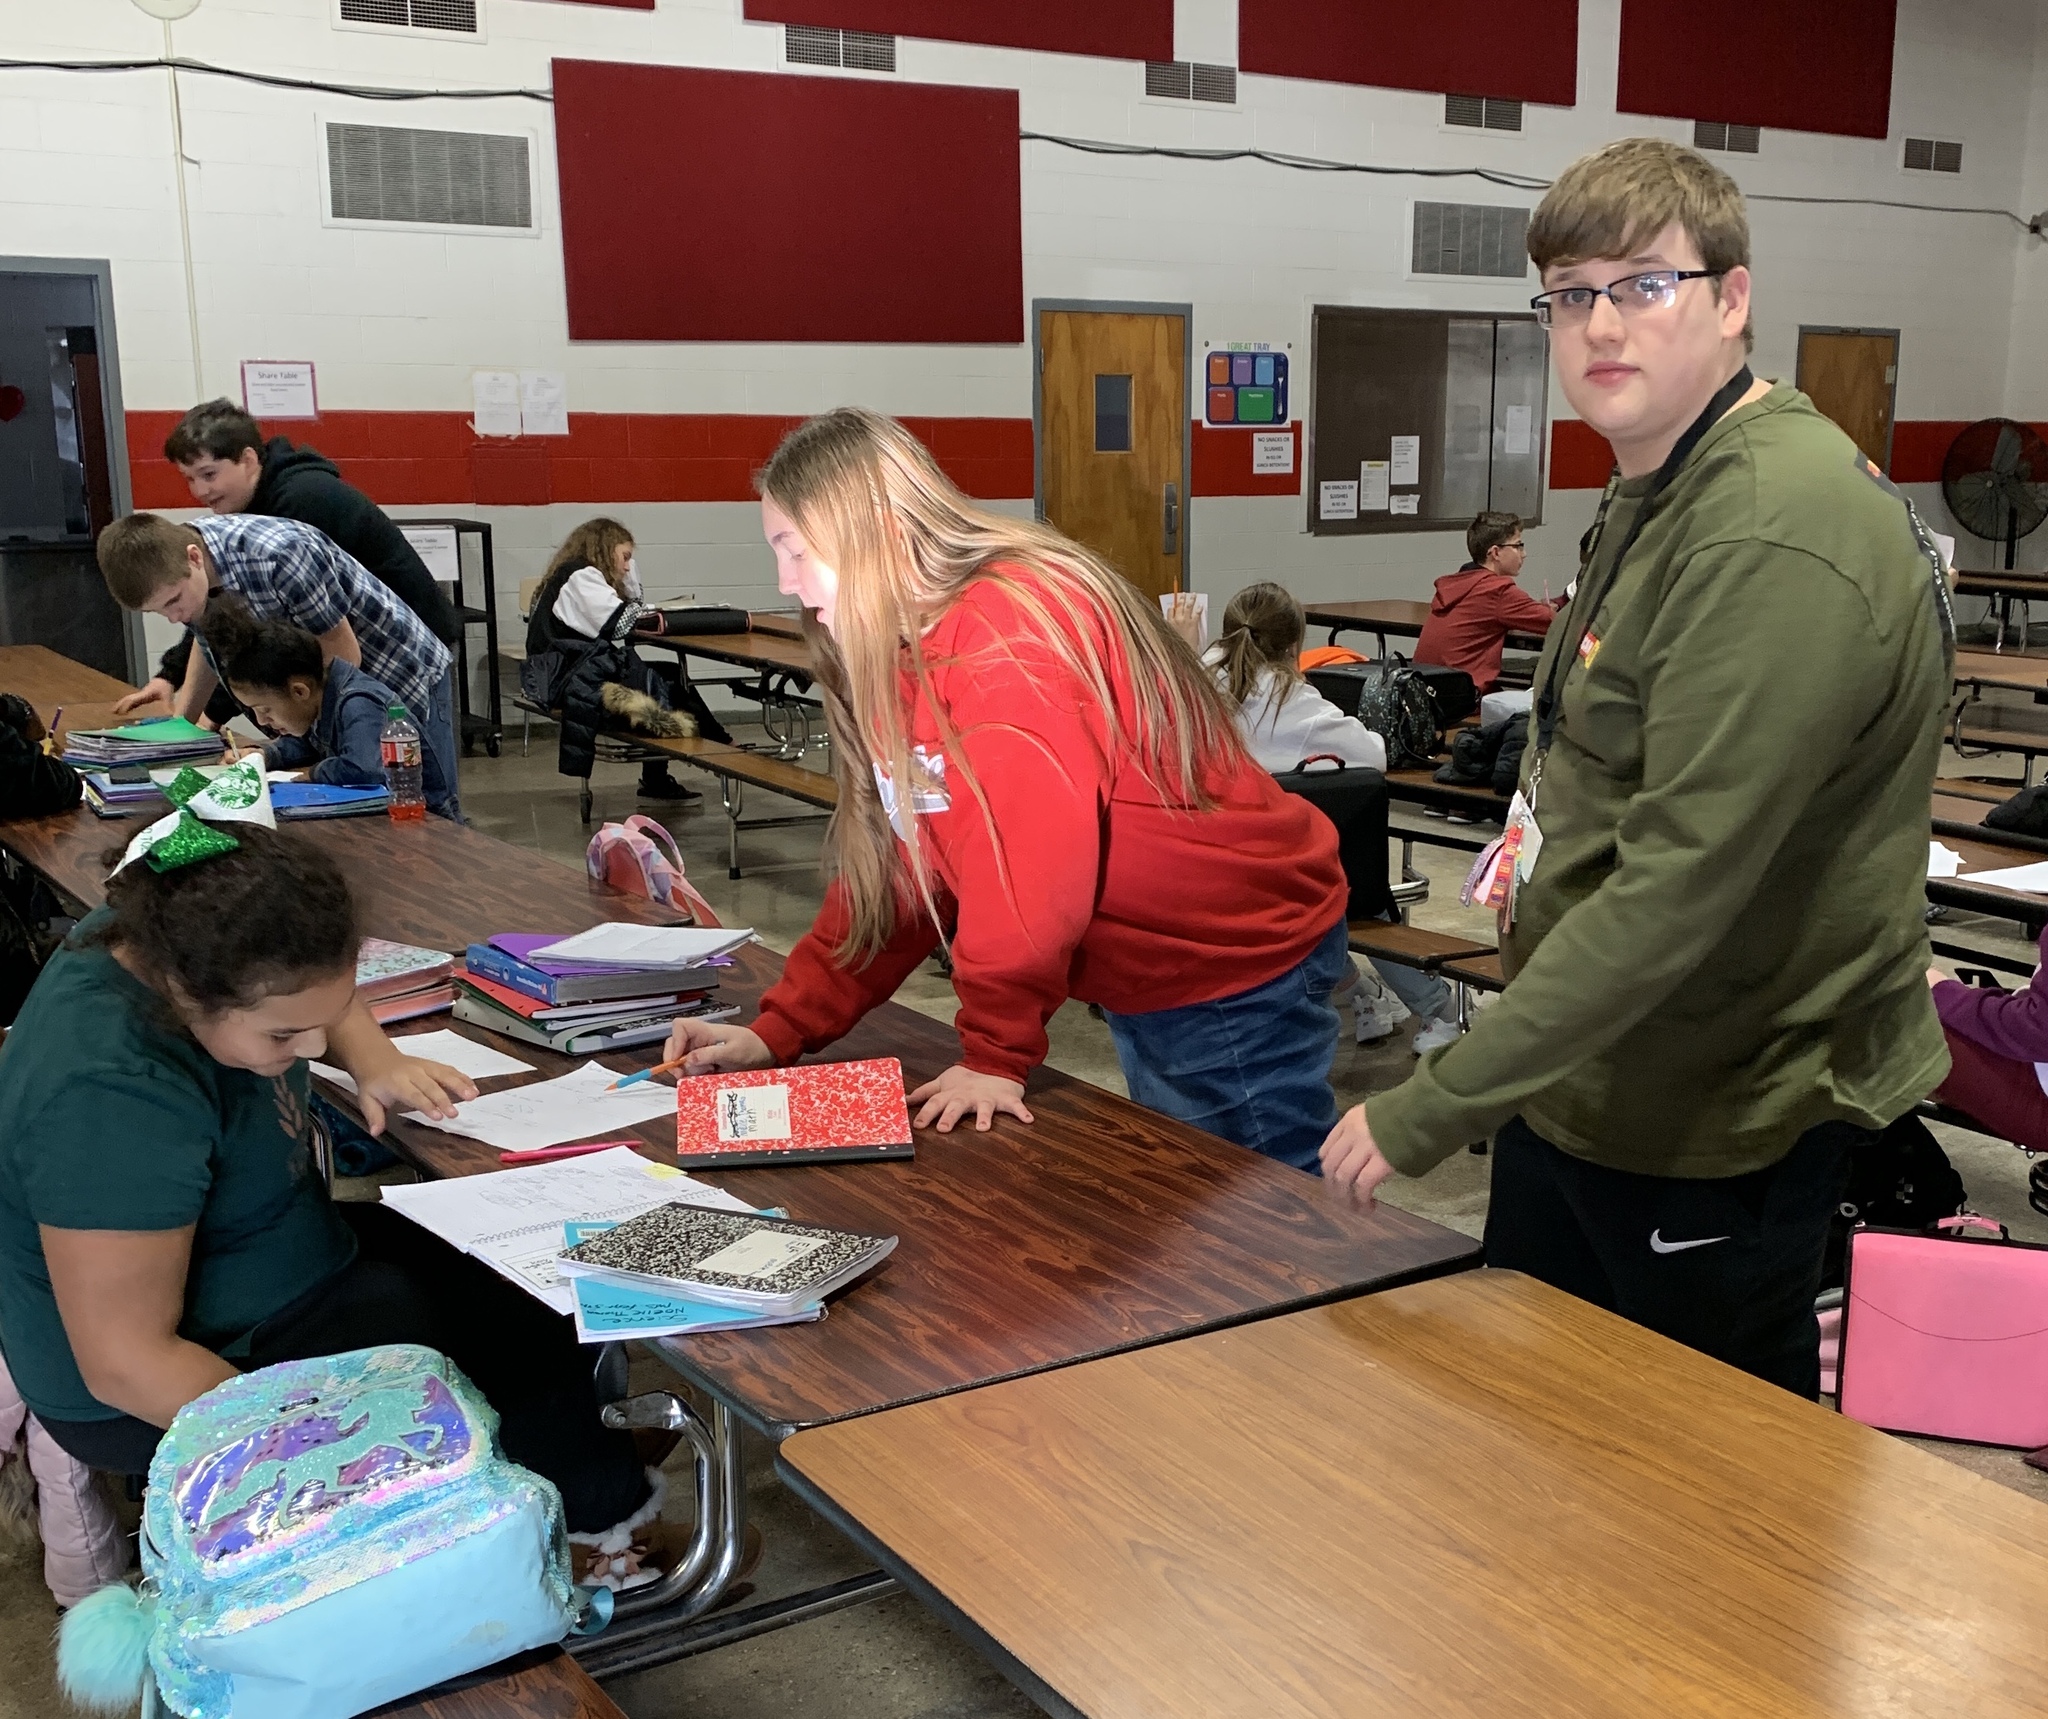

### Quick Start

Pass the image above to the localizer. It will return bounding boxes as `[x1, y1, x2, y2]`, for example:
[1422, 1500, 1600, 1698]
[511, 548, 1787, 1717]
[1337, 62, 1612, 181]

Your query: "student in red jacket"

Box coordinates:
[661, 409, 1350, 1172]
[1414, 512, 1564, 694]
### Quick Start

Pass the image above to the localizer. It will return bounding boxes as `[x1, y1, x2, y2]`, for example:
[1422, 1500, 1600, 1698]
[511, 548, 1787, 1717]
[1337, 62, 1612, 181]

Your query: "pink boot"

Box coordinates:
[0, 1350, 129, 1606]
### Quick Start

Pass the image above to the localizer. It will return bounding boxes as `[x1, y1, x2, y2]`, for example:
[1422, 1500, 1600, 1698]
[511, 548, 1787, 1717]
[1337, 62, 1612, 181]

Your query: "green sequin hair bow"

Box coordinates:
[109, 757, 272, 876]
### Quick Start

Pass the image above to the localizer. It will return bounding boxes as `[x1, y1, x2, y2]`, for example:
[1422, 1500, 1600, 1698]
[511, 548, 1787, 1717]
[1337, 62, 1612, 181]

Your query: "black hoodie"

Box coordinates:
[251, 439, 462, 642]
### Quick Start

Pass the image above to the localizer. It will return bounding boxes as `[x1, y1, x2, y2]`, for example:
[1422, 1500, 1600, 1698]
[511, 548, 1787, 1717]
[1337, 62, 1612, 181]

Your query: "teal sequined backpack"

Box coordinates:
[59, 1346, 582, 1719]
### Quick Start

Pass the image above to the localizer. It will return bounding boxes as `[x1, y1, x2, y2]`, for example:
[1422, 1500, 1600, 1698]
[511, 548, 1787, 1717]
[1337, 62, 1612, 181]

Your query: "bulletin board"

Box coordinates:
[741, 0, 1173, 61]
[1239, 0, 1579, 107]
[1617, 0, 1895, 138]
[551, 60, 1023, 343]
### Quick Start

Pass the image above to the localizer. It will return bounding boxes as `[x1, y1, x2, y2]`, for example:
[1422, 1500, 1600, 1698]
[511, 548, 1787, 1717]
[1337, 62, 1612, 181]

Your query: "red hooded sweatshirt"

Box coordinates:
[751, 570, 1347, 1084]
[1413, 563, 1562, 694]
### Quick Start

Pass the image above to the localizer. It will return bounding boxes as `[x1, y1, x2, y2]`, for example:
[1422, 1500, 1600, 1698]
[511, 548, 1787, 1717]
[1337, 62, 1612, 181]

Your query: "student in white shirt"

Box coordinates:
[1208, 582, 1463, 1054]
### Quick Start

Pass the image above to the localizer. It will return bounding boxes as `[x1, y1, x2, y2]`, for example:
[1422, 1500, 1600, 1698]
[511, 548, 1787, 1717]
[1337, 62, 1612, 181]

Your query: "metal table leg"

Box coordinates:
[722, 778, 744, 879]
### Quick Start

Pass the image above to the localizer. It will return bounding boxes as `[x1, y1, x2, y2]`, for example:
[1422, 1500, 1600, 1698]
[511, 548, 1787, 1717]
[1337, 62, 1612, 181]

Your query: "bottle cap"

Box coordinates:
[387, 705, 405, 718]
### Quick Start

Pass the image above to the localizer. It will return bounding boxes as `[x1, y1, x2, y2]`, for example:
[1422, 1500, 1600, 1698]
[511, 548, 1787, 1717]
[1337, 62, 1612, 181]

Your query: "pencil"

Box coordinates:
[605, 1056, 688, 1092]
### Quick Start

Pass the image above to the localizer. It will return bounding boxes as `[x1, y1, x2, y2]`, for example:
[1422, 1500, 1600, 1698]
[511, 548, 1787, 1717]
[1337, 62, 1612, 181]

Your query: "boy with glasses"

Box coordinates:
[1322, 137, 1955, 1398]
[1415, 510, 1562, 695]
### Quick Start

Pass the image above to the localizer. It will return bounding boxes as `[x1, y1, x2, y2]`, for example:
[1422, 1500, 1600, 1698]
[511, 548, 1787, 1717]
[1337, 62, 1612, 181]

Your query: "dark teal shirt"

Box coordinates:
[0, 912, 355, 1422]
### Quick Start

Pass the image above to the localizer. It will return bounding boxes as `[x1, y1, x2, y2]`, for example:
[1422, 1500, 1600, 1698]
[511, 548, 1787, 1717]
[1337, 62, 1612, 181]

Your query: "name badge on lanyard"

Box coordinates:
[1461, 790, 1544, 929]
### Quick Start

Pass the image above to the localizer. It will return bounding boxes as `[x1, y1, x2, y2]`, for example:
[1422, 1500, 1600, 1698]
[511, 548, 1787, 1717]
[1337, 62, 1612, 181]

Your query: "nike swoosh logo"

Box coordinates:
[1649, 1230, 1730, 1254]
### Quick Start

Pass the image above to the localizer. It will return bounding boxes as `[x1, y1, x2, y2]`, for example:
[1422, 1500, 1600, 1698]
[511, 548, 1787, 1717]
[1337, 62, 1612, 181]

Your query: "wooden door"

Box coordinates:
[1039, 309, 1185, 599]
[1796, 329, 1898, 468]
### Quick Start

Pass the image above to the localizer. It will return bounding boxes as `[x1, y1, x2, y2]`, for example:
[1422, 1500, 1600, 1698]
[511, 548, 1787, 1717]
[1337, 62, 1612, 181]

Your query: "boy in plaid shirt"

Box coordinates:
[99, 512, 460, 818]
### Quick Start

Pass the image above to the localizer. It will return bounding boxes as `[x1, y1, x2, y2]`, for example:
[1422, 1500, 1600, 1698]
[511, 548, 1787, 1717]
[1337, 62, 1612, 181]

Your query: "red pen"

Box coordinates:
[499, 1138, 644, 1166]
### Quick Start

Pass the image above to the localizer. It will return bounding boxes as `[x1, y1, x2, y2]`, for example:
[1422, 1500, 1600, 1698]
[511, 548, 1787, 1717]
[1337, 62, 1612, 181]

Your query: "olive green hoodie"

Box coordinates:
[1369, 384, 1952, 1178]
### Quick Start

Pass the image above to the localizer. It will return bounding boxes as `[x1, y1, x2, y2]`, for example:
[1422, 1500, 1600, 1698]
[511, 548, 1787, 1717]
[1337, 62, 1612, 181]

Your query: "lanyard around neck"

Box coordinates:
[1531, 366, 1755, 764]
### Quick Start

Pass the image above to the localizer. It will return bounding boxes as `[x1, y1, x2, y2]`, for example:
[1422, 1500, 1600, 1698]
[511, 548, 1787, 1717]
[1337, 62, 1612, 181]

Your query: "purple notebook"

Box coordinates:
[490, 933, 733, 978]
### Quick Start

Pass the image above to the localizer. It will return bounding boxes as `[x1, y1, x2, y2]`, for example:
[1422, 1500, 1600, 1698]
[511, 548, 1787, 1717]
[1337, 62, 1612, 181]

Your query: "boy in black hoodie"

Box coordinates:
[133, 400, 463, 714]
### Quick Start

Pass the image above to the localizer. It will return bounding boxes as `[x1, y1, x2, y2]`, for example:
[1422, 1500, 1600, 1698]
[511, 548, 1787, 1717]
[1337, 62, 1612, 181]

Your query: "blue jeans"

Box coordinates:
[420, 665, 462, 822]
[1102, 916, 1349, 1174]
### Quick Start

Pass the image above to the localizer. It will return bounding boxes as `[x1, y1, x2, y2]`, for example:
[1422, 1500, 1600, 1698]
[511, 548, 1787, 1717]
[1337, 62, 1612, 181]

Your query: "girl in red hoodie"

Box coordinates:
[662, 409, 1349, 1171]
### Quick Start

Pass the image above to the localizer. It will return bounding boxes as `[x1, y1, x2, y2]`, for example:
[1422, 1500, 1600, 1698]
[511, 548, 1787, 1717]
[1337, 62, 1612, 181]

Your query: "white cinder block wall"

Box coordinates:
[5, 0, 2048, 659]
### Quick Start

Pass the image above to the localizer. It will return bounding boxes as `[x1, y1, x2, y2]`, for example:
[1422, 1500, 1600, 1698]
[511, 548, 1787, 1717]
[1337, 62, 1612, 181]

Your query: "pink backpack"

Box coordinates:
[586, 814, 721, 926]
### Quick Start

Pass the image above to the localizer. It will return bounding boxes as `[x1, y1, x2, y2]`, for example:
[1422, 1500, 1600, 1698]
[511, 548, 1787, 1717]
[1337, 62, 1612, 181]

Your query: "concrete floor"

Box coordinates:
[2, 713, 2045, 1718]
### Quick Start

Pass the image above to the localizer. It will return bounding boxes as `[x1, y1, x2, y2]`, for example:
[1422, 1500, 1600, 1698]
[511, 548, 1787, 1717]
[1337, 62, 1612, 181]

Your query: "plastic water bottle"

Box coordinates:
[379, 705, 427, 823]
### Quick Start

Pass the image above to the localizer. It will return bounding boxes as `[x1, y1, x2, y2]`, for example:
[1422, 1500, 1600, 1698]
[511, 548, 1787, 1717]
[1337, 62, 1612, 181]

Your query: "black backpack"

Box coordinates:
[1352, 664, 1439, 770]
[1820, 1111, 1968, 1290]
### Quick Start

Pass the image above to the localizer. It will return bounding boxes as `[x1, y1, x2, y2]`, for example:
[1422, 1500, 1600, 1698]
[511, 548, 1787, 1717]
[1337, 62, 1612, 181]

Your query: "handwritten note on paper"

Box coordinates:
[1389, 494, 1421, 516]
[405, 1060, 680, 1154]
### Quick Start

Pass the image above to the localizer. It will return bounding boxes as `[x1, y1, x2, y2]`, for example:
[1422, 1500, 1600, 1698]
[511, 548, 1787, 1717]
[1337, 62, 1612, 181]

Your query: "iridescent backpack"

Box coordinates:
[59, 1346, 582, 1719]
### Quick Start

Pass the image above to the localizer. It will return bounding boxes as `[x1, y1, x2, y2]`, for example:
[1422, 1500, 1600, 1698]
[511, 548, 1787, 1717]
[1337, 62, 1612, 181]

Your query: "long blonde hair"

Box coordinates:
[1214, 581, 1306, 708]
[760, 408, 1245, 962]
[546, 517, 635, 599]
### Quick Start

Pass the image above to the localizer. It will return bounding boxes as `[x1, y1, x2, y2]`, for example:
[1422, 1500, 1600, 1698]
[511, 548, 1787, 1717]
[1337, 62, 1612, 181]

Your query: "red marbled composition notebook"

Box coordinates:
[674, 1057, 915, 1167]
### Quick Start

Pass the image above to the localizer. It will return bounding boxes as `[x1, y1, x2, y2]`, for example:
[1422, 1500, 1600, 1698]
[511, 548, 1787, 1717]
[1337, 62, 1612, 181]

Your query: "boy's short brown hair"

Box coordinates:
[98, 513, 203, 609]
[1528, 137, 1752, 349]
[1468, 511, 1522, 564]
[163, 398, 265, 467]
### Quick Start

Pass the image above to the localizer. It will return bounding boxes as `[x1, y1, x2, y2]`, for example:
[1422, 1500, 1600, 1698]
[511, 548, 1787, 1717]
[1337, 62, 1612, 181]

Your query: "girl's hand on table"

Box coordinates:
[908, 1065, 1033, 1133]
[355, 1057, 477, 1135]
[663, 1018, 775, 1075]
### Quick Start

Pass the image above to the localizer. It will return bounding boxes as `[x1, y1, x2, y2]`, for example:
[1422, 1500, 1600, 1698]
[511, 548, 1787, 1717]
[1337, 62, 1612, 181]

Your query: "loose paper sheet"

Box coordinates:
[471, 370, 521, 437]
[531, 923, 753, 967]
[404, 1059, 682, 1153]
[1318, 480, 1358, 521]
[1928, 842, 1965, 880]
[381, 1147, 748, 1312]
[1390, 435, 1420, 486]
[1252, 431, 1294, 475]
[519, 370, 570, 436]
[1956, 858, 2048, 894]
[1359, 461, 1391, 511]
[311, 1030, 534, 1096]
[1503, 405, 1533, 457]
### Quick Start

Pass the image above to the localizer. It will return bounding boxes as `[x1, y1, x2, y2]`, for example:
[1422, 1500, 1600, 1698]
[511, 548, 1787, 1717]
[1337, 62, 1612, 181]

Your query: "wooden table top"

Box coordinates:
[0, 772, 1479, 1443]
[1956, 570, 2048, 598]
[1955, 648, 2048, 693]
[781, 1270, 2048, 1719]
[370, 1649, 624, 1719]
[1304, 599, 1548, 652]
[0, 643, 135, 708]
[647, 627, 815, 678]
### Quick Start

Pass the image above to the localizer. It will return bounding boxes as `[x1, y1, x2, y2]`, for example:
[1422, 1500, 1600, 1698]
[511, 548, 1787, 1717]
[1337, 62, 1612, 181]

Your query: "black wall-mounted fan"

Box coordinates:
[1943, 418, 2048, 569]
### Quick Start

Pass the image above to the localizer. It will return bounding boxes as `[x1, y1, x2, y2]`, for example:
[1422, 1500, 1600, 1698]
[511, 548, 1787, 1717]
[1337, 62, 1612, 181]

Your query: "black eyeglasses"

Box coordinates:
[1530, 269, 1726, 328]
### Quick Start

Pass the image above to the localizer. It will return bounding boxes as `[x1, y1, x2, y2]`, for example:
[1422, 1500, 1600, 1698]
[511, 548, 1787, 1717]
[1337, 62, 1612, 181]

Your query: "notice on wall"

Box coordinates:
[1389, 494, 1421, 516]
[241, 360, 318, 421]
[399, 524, 461, 585]
[1503, 405, 1533, 457]
[1359, 460, 1391, 512]
[1319, 480, 1359, 521]
[1252, 431, 1295, 475]
[520, 370, 570, 437]
[1390, 435, 1420, 487]
[472, 370, 522, 438]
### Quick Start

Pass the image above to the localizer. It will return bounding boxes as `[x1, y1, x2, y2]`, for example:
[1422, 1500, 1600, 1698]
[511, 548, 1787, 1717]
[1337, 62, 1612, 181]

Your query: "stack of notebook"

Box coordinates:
[63, 717, 226, 769]
[453, 926, 747, 1054]
[273, 781, 390, 819]
[358, 939, 458, 1024]
[82, 769, 170, 818]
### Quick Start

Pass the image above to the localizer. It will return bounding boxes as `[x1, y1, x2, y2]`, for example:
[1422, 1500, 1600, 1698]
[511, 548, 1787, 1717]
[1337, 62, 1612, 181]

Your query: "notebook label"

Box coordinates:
[694, 1228, 829, 1281]
[717, 1084, 792, 1142]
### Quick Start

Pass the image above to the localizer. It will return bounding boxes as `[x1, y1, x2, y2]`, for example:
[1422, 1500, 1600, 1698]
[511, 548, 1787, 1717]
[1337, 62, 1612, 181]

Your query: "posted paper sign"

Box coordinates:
[399, 524, 460, 585]
[1319, 480, 1359, 521]
[241, 360, 317, 420]
[1503, 405, 1534, 457]
[472, 370, 521, 437]
[1252, 431, 1295, 475]
[1390, 494, 1421, 516]
[1390, 435, 1420, 486]
[1360, 461, 1391, 511]
[520, 370, 570, 436]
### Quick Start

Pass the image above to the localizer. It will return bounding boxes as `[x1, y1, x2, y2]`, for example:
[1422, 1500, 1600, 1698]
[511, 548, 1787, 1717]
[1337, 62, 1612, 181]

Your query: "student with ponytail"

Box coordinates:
[200, 594, 455, 818]
[660, 409, 1350, 1172]
[0, 827, 675, 1585]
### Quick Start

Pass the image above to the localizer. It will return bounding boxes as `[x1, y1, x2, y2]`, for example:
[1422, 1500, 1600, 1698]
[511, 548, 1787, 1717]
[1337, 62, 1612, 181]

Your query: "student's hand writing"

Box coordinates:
[355, 1057, 478, 1136]
[114, 678, 175, 716]
[662, 1019, 774, 1075]
[908, 1065, 1033, 1134]
[1320, 1104, 1399, 1205]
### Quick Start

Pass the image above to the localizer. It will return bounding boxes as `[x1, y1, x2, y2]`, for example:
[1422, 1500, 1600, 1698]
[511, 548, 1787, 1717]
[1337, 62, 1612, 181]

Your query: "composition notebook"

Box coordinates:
[673, 1057, 914, 1169]
[556, 1204, 897, 1316]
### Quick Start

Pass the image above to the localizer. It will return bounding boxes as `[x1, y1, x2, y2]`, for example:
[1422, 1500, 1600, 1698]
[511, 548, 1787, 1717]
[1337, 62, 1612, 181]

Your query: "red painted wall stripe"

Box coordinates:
[125, 410, 2005, 510]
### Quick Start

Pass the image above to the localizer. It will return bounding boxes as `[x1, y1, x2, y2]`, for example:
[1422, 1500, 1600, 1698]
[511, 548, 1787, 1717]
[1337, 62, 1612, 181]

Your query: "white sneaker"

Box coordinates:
[1356, 989, 1401, 1043]
[1412, 1014, 1464, 1055]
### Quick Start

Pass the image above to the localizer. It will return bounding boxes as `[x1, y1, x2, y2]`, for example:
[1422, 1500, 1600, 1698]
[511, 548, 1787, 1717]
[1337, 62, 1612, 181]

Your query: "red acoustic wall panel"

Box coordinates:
[1617, 0, 1896, 138]
[741, 1, 1172, 61]
[1239, 0, 1578, 106]
[551, 61, 1022, 343]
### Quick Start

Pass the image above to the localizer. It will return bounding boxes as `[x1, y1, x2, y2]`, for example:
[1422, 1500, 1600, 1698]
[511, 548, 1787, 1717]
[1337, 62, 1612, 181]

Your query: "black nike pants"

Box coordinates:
[1483, 1114, 1864, 1398]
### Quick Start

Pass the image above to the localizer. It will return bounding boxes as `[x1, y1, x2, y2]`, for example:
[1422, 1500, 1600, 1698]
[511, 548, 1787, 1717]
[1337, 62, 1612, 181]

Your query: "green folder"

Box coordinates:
[68, 717, 216, 743]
